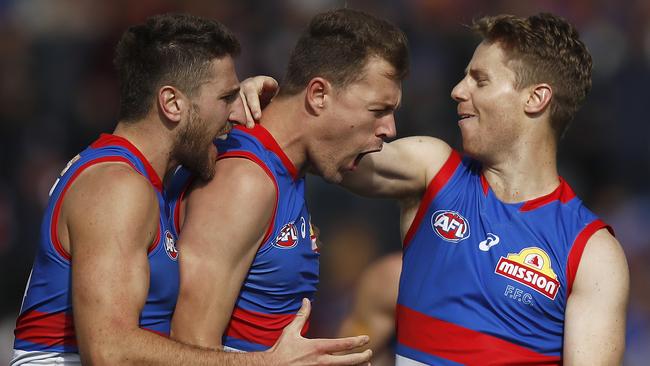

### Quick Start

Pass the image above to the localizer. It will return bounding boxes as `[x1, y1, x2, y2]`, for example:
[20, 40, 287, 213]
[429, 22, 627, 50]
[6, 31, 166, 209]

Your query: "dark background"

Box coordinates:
[0, 0, 648, 363]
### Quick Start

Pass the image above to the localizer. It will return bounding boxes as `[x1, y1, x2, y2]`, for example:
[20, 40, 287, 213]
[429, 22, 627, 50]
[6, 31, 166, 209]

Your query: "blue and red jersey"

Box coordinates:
[395, 150, 611, 365]
[12, 134, 179, 362]
[168, 124, 319, 351]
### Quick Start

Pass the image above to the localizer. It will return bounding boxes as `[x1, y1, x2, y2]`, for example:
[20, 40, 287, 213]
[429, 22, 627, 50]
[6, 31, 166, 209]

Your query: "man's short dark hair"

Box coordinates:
[472, 13, 592, 137]
[279, 8, 409, 97]
[114, 13, 240, 121]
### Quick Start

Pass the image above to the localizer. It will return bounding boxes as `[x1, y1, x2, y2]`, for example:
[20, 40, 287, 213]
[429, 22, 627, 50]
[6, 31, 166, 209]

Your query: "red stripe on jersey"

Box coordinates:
[233, 125, 298, 180]
[396, 304, 561, 365]
[91, 134, 163, 191]
[480, 173, 489, 195]
[403, 150, 461, 249]
[14, 310, 77, 347]
[218, 151, 279, 246]
[566, 219, 613, 296]
[519, 177, 575, 212]
[224, 307, 308, 347]
[50, 156, 138, 261]
[143, 327, 169, 337]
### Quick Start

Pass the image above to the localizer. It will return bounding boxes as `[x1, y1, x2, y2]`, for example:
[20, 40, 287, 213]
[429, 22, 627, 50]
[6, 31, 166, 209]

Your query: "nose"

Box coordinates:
[451, 77, 468, 102]
[228, 94, 247, 126]
[377, 114, 397, 140]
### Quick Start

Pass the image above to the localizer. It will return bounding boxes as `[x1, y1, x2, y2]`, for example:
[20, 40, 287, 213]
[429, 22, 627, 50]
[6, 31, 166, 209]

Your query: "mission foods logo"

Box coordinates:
[495, 247, 560, 300]
[431, 210, 470, 242]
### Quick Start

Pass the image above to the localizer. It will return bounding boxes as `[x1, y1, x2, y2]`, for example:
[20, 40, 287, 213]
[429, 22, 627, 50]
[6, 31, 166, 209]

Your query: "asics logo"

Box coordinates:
[479, 233, 500, 251]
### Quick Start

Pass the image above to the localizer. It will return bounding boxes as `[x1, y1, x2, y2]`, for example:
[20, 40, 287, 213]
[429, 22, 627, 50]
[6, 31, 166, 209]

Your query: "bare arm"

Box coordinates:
[563, 229, 629, 365]
[172, 157, 276, 348]
[65, 162, 371, 366]
[338, 253, 401, 356]
[341, 136, 452, 199]
[66, 164, 254, 365]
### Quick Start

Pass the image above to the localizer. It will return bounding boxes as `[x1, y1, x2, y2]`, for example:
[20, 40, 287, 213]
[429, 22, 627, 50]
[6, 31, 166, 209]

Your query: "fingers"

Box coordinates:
[284, 298, 311, 333]
[321, 349, 373, 365]
[239, 76, 279, 128]
[314, 334, 370, 353]
[241, 81, 264, 122]
[239, 88, 255, 128]
[259, 76, 280, 104]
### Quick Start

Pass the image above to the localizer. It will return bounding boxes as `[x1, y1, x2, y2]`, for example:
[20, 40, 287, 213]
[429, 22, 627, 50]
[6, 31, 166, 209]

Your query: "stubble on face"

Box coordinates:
[172, 103, 216, 181]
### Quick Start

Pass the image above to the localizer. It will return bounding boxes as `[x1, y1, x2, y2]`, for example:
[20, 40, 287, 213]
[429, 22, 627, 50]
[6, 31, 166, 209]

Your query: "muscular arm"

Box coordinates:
[66, 164, 236, 365]
[563, 229, 629, 365]
[338, 253, 402, 357]
[65, 163, 371, 365]
[169, 159, 374, 365]
[172, 157, 276, 348]
[341, 136, 451, 199]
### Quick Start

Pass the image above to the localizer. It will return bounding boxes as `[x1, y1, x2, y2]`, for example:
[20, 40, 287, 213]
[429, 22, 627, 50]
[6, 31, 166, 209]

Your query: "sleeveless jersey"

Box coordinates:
[12, 134, 180, 365]
[168, 124, 319, 352]
[395, 150, 611, 366]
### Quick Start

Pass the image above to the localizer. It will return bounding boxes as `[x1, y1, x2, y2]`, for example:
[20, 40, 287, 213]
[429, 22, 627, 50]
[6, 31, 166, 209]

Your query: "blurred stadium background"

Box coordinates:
[0, 0, 648, 363]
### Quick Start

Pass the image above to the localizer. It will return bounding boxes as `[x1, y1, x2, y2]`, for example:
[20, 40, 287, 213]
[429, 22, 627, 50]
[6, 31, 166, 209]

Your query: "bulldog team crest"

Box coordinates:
[164, 230, 178, 261]
[309, 220, 320, 253]
[431, 210, 470, 242]
[495, 247, 560, 300]
[274, 222, 299, 249]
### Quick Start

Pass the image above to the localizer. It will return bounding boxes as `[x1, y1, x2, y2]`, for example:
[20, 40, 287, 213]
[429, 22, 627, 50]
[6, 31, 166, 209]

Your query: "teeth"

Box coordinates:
[216, 134, 228, 140]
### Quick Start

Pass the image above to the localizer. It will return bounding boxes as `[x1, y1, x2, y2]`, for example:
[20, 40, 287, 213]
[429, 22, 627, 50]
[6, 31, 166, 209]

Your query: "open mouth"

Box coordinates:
[215, 123, 233, 140]
[352, 146, 383, 169]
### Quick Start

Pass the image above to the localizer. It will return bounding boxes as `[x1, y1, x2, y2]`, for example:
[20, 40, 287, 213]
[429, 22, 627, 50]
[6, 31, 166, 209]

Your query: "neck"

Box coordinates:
[481, 134, 559, 203]
[258, 96, 311, 175]
[112, 118, 174, 182]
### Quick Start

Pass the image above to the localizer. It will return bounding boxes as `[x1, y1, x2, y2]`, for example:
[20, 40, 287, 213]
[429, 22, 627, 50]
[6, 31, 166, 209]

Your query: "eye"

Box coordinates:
[370, 109, 392, 118]
[222, 91, 239, 104]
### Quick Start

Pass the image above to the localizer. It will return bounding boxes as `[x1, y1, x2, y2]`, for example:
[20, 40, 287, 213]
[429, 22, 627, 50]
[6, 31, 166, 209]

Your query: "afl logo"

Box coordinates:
[431, 210, 470, 243]
[164, 230, 178, 261]
[274, 222, 299, 249]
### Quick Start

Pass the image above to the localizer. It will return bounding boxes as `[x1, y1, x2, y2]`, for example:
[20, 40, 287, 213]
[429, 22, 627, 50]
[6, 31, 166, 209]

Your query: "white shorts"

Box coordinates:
[11, 350, 81, 365]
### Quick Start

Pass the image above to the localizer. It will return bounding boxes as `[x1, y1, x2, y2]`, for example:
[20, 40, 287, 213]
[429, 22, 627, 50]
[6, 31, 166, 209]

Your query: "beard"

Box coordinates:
[172, 104, 216, 181]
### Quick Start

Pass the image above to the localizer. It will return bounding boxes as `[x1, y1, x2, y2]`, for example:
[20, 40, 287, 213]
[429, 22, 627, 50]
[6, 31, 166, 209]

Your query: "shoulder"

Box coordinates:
[573, 228, 629, 295]
[194, 156, 277, 200]
[62, 162, 160, 252]
[183, 157, 277, 230]
[64, 162, 159, 225]
[582, 229, 627, 270]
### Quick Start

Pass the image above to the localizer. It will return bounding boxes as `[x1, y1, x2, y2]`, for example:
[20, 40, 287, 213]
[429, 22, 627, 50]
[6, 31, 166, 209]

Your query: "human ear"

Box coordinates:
[305, 77, 331, 115]
[524, 84, 552, 114]
[158, 86, 186, 123]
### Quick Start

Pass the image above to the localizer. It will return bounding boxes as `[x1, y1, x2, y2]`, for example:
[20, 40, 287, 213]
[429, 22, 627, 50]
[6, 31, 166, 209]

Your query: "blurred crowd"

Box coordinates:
[0, 0, 648, 364]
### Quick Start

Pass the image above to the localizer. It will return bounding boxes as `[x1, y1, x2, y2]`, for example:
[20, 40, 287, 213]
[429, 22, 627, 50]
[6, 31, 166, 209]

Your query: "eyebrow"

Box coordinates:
[220, 86, 240, 98]
[465, 66, 489, 79]
[370, 100, 401, 110]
